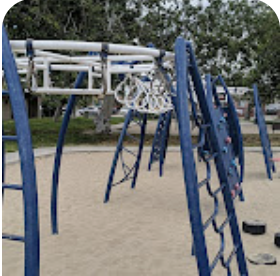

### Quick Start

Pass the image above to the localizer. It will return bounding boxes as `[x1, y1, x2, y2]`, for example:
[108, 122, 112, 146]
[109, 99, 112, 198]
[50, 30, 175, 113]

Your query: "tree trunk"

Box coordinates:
[94, 95, 115, 134]
[53, 102, 63, 122]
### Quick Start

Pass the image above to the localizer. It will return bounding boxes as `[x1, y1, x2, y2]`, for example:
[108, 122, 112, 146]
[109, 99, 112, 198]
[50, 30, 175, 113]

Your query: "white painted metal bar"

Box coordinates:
[34, 88, 103, 95]
[10, 40, 174, 60]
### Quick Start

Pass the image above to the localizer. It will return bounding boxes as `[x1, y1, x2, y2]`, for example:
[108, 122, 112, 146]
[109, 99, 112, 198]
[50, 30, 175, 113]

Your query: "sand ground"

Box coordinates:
[2, 150, 280, 275]
[111, 119, 280, 135]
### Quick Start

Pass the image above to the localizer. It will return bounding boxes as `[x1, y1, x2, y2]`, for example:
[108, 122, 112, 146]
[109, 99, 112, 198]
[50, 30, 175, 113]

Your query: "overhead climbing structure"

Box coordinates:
[2, 25, 40, 276]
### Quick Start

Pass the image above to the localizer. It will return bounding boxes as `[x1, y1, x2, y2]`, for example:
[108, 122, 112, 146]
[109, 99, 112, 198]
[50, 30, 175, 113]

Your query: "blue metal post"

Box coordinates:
[187, 42, 248, 275]
[131, 114, 147, 188]
[253, 84, 275, 179]
[175, 37, 210, 276]
[51, 72, 87, 234]
[2, 25, 40, 276]
[104, 110, 133, 203]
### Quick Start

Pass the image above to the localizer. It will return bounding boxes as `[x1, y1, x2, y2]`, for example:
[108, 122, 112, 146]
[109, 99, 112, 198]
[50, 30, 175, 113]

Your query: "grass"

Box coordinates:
[3, 117, 280, 152]
[110, 116, 125, 125]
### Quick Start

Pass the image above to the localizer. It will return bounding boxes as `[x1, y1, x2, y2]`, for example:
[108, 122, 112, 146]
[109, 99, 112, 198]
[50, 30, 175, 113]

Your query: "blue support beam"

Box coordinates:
[2, 25, 40, 276]
[175, 37, 210, 276]
[51, 72, 87, 234]
[253, 84, 276, 180]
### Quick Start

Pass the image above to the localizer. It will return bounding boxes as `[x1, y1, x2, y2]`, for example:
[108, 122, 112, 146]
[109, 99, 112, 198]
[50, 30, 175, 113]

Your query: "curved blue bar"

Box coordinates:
[51, 72, 87, 234]
[3, 25, 40, 276]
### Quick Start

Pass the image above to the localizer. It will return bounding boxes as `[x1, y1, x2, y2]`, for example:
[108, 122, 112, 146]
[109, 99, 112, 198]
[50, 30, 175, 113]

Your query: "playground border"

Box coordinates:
[6, 146, 280, 165]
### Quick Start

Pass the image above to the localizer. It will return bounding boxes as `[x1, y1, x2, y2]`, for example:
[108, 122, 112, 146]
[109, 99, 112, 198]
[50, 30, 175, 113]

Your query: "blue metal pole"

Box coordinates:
[131, 114, 147, 189]
[2, 25, 40, 276]
[2, 128, 5, 186]
[104, 110, 133, 203]
[159, 111, 172, 177]
[188, 44, 248, 275]
[175, 37, 210, 276]
[253, 84, 275, 180]
[218, 76, 245, 184]
[51, 72, 87, 234]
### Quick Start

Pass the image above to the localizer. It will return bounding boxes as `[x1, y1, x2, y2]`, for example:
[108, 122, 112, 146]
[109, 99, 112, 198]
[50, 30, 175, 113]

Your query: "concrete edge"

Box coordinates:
[5, 146, 280, 165]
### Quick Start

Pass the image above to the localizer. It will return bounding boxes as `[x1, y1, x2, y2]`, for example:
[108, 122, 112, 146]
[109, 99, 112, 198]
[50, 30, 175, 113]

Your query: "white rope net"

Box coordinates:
[9, 40, 175, 114]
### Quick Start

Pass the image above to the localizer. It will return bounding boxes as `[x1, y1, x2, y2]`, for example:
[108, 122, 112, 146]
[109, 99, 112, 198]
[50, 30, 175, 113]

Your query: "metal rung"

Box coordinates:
[204, 152, 218, 162]
[211, 184, 225, 197]
[198, 178, 209, 189]
[203, 210, 218, 231]
[122, 147, 137, 157]
[2, 90, 9, 95]
[210, 246, 224, 272]
[111, 176, 133, 187]
[2, 135, 18, 141]
[2, 233, 24, 242]
[126, 133, 140, 142]
[2, 184, 23, 190]
[217, 214, 233, 234]
[222, 245, 240, 268]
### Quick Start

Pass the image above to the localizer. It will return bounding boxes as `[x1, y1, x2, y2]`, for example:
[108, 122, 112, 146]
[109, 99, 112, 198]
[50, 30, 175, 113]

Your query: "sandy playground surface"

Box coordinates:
[2, 150, 280, 275]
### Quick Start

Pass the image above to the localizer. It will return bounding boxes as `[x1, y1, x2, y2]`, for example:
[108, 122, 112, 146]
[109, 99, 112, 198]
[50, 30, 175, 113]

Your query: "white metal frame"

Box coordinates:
[10, 40, 175, 113]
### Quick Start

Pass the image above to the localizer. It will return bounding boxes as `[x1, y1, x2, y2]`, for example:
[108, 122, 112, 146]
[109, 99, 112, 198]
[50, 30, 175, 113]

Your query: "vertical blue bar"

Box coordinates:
[175, 37, 210, 276]
[159, 111, 172, 177]
[253, 84, 275, 180]
[131, 114, 147, 188]
[2, 25, 40, 276]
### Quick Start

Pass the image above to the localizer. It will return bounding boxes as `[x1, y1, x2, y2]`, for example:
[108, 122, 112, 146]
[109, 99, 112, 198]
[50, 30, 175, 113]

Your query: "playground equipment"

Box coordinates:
[253, 84, 276, 179]
[148, 74, 245, 185]
[2, 26, 40, 276]
[6, 30, 248, 274]
[11, 40, 174, 114]
[104, 38, 248, 275]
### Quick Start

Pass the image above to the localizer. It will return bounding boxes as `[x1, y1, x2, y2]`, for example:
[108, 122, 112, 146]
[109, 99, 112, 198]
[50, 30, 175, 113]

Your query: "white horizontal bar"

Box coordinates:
[33, 88, 103, 95]
[108, 55, 154, 62]
[110, 64, 154, 74]
[10, 40, 174, 60]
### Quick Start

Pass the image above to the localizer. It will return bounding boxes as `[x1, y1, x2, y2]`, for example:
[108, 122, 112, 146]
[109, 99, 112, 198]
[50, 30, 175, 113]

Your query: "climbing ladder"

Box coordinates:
[148, 110, 172, 176]
[175, 37, 248, 275]
[253, 84, 276, 180]
[2, 25, 40, 276]
[104, 110, 147, 202]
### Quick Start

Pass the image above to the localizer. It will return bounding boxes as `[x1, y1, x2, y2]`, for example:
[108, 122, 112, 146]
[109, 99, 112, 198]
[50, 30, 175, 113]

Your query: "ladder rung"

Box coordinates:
[126, 133, 140, 142]
[122, 147, 137, 157]
[211, 183, 225, 197]
[222, 245, 240, 268]
[210, 246, 224, 272]
[217, 214, 233, 234]
[2, 184, 23, 191]
[2, 233, 24, 242]
[2, 135, 18, 141]
[198, 178, 209, 189]
[204, 152, 218, 162]
[111, 176, 133, 187]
